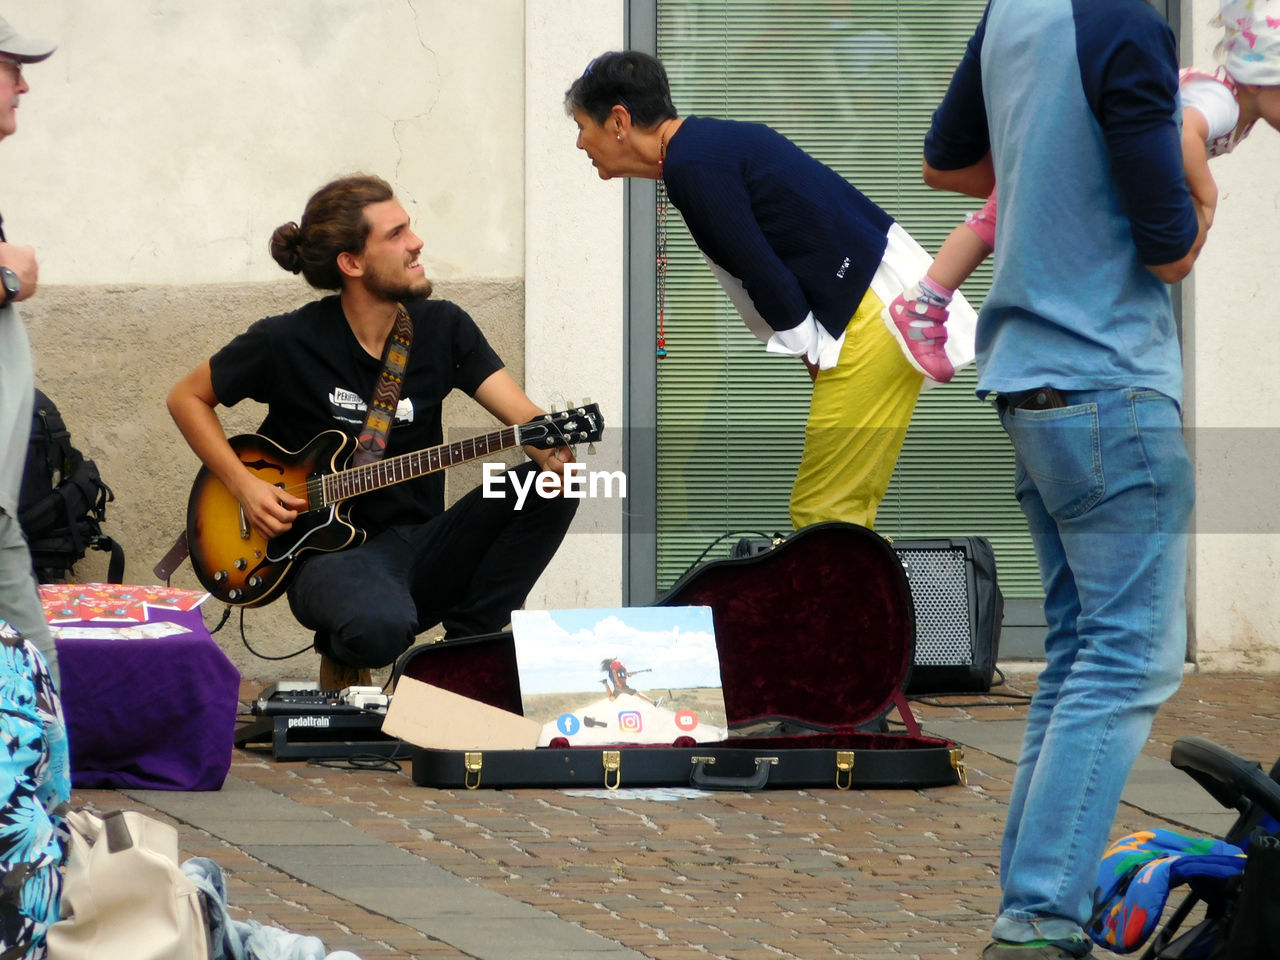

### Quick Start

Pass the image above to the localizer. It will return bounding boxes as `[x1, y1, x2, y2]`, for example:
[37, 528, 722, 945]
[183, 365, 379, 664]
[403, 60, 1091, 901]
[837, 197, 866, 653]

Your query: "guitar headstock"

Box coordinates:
[519, 403, 605, 449]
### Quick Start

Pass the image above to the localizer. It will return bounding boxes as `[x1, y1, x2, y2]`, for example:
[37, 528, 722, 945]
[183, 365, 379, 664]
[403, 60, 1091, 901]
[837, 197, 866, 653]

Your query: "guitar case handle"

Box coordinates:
[689, 759, 773, 791]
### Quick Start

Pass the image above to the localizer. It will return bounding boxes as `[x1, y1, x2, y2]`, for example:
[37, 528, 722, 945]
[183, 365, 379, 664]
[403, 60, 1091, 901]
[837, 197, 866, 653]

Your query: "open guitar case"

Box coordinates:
[393, 521, 966, 791]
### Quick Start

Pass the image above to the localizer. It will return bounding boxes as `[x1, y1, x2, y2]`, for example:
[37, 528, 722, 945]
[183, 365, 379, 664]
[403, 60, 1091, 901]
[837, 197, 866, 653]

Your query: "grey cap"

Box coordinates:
[0, 14, 55, 63]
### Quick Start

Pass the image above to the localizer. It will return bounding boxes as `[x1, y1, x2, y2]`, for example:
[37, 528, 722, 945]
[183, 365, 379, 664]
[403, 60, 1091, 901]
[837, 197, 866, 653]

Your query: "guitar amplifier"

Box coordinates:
[892, 537, 1003, 695]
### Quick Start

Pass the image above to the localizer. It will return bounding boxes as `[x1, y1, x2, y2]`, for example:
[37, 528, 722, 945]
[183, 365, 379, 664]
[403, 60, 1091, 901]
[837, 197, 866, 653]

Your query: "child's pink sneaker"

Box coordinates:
[883, 286, 955, 383]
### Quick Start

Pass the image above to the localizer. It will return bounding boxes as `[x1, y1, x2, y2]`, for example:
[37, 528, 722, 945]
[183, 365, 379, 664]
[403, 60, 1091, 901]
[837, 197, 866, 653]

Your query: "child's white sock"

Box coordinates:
[918, 275, 954, 307]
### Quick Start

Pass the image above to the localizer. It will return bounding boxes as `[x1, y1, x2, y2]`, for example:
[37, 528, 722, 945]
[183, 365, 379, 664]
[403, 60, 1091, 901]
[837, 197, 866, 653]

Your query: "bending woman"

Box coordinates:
[565, 51, 974, 529]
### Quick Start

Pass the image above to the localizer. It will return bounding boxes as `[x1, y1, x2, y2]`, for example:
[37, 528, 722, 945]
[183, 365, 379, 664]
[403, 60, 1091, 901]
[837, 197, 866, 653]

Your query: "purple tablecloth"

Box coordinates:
[56, 607, 240, 790]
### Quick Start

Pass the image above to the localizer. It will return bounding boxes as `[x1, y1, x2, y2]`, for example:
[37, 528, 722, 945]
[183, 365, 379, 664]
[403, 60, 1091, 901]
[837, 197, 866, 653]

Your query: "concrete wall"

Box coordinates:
[522, 2, 627, 614]
[3, 0, 526, 283]
[1182, 0, 1280, 671]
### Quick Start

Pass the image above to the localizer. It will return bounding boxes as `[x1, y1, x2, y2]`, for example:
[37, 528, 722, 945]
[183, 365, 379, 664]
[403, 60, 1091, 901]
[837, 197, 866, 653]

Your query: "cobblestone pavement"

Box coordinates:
[70, 672, 1280, 960]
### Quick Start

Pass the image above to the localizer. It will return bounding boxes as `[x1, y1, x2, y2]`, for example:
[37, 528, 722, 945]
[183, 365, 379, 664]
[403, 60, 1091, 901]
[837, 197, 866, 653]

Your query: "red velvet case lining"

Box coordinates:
[657, 521, 912, 730]
[395, 522, 944, 749]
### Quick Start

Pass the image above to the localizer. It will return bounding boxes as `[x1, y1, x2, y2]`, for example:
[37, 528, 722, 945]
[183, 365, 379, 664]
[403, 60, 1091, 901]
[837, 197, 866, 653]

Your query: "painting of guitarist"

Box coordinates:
[511, 606, 727, 747]
[600, 658, 661, 708]
[168, 174, 596, 688]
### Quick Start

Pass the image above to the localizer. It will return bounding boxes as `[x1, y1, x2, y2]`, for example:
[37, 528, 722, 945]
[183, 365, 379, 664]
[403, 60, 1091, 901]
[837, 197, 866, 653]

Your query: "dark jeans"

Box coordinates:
[287, 461, 578, 668]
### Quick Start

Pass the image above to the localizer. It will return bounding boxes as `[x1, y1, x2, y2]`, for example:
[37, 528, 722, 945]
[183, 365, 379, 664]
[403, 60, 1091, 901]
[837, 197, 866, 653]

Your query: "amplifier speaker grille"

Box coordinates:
[896, 547, 974, 667]
[893, 538, 1002, 695]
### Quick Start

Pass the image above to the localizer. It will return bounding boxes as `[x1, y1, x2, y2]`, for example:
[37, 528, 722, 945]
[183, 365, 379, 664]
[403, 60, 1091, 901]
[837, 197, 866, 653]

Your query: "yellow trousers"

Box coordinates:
[789, 288, 924, 530]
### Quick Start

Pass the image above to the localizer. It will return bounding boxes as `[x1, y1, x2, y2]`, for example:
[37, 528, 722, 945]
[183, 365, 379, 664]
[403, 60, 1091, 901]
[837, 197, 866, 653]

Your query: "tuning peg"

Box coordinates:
[587, 442, 597, 455]
[581, 396, 591, 406]
[549, 403, 558, 414]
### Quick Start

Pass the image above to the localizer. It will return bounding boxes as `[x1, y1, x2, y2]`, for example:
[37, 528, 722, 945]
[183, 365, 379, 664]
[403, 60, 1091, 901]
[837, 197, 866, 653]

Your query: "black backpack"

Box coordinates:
[17, 389, 125, 583]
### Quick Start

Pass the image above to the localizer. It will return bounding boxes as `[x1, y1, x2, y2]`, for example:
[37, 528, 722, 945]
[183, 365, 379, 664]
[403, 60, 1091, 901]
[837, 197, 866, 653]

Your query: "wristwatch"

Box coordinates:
[0, 267, 18, 305]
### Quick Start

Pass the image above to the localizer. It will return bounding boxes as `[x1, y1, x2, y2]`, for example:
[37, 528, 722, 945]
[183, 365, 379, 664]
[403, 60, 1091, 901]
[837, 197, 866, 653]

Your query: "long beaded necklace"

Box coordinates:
[656, 126, 670, 359]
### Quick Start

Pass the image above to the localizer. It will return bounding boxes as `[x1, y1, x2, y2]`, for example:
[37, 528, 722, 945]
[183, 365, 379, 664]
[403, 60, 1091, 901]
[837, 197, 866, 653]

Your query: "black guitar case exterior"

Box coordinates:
[395, 521, 966, 791]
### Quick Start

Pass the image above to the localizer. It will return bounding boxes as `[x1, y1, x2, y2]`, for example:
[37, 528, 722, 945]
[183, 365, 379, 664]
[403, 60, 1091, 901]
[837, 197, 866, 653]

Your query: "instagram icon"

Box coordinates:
[617, 710, 643, 734]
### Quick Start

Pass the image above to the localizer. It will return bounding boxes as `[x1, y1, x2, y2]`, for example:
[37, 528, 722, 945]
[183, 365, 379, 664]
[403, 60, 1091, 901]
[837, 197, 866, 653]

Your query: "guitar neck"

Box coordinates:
[323, 425, 521, 503]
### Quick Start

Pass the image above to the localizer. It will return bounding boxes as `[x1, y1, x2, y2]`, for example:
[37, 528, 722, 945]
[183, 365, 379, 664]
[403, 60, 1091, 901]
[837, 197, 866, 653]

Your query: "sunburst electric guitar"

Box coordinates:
[186, 404, 604, 607]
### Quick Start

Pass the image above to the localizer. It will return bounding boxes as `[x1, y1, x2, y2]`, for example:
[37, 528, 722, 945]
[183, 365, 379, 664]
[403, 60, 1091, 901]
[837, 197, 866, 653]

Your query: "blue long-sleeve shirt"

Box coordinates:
[662, 116, 894, 343]
[925, 0, 1198, 402]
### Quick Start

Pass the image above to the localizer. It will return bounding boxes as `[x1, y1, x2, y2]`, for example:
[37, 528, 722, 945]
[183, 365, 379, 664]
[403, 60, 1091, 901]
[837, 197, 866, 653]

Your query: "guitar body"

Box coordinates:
[186, 431, 363, 607]
[184, 403, 604, 608]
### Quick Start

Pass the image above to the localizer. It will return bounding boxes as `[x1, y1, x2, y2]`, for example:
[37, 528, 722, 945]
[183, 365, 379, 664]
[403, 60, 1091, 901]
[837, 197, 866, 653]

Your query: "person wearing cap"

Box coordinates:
[0, 13, 60, 693]
[0, 13, 72, 960]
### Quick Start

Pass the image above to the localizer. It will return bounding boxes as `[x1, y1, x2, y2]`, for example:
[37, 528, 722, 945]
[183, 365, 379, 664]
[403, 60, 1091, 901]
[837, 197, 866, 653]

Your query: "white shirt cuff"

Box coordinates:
[765, 313, 844, 370]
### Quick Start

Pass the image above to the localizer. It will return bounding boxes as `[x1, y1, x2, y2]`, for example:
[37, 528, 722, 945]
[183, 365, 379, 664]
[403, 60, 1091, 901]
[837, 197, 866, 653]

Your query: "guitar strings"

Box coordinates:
[259, 426, 523, 503]
[323, 426, 521, 502]
[249, 409, 591, 504]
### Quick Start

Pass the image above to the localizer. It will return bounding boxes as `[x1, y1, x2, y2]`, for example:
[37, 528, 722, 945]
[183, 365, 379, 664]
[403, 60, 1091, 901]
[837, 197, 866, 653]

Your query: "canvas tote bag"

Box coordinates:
[45, 808, 209, 960]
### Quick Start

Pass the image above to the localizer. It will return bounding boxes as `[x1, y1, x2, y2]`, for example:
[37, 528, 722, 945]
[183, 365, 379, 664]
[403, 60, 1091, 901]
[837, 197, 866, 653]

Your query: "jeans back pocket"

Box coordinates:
[1004, 404, 1104, 519]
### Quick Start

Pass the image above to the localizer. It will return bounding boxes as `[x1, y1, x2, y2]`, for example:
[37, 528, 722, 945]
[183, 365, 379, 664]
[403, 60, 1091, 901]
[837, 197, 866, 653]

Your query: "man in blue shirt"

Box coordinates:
[925, 2, 1208, 957]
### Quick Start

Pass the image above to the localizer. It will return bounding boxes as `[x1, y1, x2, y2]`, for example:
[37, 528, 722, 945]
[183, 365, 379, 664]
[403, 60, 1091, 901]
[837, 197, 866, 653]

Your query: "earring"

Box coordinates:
[616, 134, 622, 141]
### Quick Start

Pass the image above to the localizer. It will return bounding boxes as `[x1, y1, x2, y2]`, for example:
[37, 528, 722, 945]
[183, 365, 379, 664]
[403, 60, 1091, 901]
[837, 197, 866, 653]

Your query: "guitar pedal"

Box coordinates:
[252, 680, 356, 716]
[341, 686, 390, 711]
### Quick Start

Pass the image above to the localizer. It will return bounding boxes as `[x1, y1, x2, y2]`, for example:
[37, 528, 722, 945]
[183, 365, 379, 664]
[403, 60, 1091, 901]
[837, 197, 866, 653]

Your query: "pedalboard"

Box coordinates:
[237, 680, 400, 761]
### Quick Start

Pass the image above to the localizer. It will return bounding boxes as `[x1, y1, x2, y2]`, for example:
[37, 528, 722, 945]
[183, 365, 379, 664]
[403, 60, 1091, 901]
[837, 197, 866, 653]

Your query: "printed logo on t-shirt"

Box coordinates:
[327, 386, 416, 427]
[328, 387, 366, 426]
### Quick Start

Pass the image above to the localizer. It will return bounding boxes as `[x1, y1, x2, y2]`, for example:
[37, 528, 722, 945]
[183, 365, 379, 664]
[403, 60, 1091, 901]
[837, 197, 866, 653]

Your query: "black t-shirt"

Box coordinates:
[209, 295, 503, 536]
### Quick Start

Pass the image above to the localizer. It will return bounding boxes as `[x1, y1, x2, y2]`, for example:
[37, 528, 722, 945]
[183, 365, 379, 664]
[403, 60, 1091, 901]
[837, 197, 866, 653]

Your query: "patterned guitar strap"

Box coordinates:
[354, 303, 415, 466]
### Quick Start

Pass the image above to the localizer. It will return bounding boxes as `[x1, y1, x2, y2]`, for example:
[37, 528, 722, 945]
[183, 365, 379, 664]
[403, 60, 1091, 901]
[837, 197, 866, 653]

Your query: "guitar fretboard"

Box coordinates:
[322, 426, 519, 503]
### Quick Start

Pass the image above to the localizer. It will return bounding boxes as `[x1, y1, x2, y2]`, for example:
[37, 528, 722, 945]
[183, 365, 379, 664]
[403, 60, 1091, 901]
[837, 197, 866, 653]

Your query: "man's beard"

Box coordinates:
[365, 262, 433, 302]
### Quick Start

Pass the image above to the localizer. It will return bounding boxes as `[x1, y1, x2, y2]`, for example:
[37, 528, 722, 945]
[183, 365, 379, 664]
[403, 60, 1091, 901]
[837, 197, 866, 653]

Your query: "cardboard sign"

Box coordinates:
[381, 676, 541, 751]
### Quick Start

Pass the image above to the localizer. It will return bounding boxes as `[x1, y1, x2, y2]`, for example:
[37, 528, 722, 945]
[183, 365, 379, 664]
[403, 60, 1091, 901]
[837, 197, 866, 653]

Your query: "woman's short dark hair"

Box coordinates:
[564, 50, 678, 128]
[269, 174, 394, 290]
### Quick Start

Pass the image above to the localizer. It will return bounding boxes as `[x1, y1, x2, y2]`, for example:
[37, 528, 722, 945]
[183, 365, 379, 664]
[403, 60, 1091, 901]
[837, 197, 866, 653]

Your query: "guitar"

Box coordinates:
[186, 404, 604, 607]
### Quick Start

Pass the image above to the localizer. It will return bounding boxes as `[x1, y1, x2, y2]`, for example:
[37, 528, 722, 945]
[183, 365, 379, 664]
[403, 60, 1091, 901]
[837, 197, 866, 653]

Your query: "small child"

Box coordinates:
[885, 0, 1280, 383]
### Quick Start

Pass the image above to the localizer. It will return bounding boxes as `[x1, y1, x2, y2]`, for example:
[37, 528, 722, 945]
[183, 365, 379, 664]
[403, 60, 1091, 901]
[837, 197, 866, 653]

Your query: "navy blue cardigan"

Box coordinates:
[662, 116, 893, 341]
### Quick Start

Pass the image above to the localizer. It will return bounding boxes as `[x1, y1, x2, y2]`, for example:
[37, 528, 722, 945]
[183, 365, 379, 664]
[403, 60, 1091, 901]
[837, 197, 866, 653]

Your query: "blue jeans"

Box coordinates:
[992, 388, 1193, 944]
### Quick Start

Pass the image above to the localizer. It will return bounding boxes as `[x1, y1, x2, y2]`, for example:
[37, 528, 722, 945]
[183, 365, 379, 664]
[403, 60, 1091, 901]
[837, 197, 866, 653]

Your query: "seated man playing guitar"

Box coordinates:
[168, 174, 583, 688]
